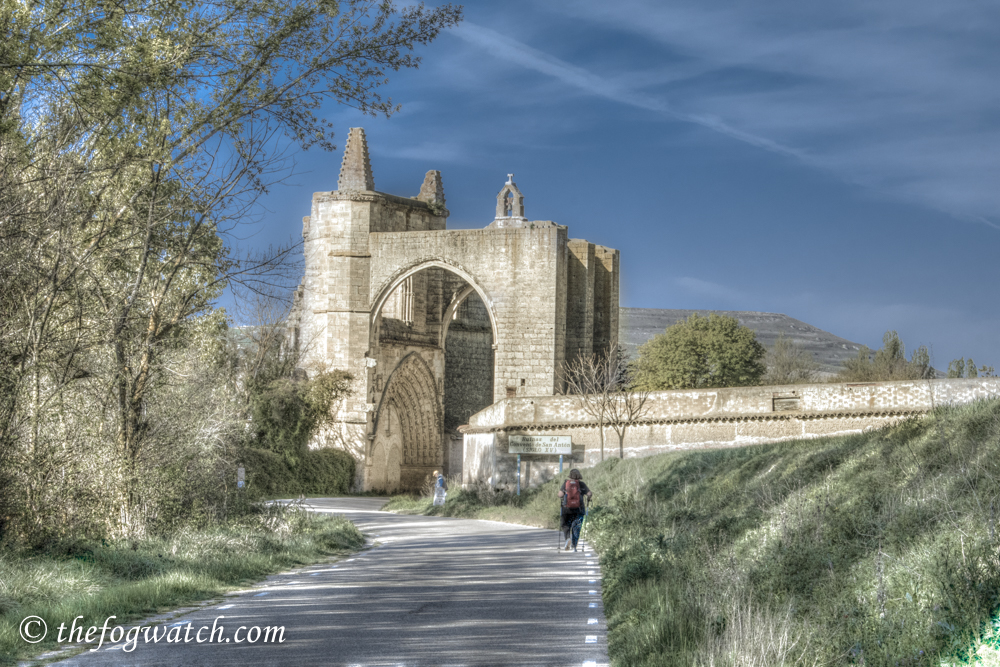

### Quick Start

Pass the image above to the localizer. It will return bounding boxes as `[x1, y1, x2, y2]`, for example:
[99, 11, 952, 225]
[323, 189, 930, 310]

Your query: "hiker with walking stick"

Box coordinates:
[558, 468, 592, 552]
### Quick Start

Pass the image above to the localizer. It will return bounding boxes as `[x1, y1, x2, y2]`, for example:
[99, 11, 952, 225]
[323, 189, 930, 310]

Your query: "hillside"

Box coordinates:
[620, 307, 867, 375]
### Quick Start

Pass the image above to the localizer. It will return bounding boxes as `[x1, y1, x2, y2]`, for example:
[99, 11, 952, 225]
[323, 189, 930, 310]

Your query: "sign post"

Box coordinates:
[516, 454, 521, 496]
[237, 466, 245, 490]
[508, 435, 572, 455]
[508, 436, 571, 493]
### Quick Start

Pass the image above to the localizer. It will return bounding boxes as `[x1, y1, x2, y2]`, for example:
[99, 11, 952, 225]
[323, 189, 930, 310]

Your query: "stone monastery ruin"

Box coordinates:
[289, 128, 618, 491]
[290, 128, 1000, 492]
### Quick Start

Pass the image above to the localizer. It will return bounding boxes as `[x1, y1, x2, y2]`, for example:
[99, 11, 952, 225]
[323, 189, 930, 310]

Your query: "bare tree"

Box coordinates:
[607, 383, 651, 460]
[564, 346, 634, 461]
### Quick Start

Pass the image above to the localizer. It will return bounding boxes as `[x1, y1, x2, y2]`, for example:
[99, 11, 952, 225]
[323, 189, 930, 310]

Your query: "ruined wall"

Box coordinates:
[444, 293, 494, 431]
[289, 129, 621, 491]
[462, 378, 1000, 488]
[369, 226, 569, 402]
[593, 246, 619, 353]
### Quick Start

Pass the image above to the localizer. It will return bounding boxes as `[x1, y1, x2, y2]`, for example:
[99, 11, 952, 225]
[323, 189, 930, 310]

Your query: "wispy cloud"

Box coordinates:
[373, 140, 470, 164]
[675, 277, 748, 305]
[453, 3, 1000, 227]
[451, 22, 810, 161]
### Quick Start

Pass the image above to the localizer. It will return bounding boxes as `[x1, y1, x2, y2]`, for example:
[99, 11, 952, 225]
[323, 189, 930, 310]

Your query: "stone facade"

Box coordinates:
[460, 378, 1000, 488]
[288, 128, 619, 491]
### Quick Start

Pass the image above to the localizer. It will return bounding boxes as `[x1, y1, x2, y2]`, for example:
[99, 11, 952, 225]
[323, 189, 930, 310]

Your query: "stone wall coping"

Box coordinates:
[458, 408, 929, 434]
[460, 378, 1000, 433]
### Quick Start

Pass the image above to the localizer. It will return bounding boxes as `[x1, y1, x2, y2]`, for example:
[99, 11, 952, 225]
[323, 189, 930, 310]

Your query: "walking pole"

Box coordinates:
[557, 483, 563, 551]
[578, 495, 589, 550]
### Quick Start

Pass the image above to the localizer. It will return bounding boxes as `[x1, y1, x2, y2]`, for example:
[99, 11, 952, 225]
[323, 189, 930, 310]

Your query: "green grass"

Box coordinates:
[0, 505, 364, 665]
[387, 398, 1000, 666]
[382, 479, 561, 528]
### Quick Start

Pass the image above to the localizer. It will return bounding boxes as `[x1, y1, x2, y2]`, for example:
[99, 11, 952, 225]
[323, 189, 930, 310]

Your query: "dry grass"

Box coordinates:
[0, 504, 363, 664]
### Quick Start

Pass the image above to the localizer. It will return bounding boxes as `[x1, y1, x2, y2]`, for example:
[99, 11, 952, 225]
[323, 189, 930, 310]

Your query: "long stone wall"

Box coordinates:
[461, 378, 1000, 488]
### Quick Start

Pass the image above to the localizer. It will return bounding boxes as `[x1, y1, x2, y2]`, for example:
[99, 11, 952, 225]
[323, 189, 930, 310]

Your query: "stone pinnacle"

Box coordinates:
[338, 127, 375, 191]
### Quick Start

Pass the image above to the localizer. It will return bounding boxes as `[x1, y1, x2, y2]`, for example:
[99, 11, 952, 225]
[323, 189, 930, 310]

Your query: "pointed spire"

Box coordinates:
[337, 127, 374, 191]
[417, 170, 445, 207]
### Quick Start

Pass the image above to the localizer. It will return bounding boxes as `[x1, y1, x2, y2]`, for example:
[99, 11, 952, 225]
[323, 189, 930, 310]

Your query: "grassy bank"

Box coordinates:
[387, 398, 1000, 666]
[0, 504, 364, 665]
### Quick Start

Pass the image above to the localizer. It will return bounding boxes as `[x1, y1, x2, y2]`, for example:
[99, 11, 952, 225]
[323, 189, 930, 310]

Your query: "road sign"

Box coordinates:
[508, 435, 571, 455]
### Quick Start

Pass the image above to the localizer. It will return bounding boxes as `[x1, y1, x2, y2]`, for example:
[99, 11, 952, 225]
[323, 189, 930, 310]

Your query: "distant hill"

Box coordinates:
[619, 308, 868, 376]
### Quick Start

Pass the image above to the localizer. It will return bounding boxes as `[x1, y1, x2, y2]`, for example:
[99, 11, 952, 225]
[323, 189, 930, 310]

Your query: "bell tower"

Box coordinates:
[493, 173, 526, 226]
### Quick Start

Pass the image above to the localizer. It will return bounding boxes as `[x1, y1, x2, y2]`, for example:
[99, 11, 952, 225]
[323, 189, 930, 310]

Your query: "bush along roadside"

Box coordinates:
[0, 503, 364, 665]
[388, 398, 1000, 666]
[239, 447, 356, 498]
[383, 477, 562, 529]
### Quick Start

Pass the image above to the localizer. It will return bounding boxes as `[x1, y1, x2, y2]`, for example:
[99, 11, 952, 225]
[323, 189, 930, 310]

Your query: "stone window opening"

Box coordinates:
[400, 276, 414, 325]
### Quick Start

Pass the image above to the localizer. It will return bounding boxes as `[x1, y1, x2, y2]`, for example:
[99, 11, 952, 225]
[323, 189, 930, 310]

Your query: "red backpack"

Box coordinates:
[564, 480, 582, 509]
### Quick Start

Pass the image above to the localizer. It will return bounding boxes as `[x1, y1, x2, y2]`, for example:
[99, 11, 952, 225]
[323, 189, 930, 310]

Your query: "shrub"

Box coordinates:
[238, 447, 355, 497]
[633, 313, 766, 390]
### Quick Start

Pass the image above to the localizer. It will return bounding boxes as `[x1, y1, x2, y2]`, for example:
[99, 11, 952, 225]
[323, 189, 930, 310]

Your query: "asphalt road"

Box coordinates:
[45, 498, 609, 667]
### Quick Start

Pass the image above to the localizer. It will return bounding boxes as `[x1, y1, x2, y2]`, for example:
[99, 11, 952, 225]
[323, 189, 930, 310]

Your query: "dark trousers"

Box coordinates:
[561, 509, 585, 545]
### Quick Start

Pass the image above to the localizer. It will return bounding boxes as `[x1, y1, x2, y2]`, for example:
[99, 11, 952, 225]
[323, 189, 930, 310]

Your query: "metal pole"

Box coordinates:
[559, 454, 563, 474]
[517, 454, 521, 495]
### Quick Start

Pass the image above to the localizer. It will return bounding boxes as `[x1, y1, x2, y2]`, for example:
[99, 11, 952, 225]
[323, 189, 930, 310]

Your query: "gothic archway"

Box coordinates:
[371, 352, 441, 491]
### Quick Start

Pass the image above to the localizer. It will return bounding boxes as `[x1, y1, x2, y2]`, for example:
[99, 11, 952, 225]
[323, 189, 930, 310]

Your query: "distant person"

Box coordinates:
[558, 469, 592, 552]
[432, 470, 447, 506]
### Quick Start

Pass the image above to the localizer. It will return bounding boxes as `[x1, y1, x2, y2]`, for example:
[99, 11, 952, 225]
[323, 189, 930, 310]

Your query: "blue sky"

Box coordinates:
[241, 0, 1000, 370]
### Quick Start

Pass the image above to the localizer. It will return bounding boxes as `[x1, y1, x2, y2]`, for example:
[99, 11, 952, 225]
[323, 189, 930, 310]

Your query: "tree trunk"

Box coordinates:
[598, 420, 605, 461]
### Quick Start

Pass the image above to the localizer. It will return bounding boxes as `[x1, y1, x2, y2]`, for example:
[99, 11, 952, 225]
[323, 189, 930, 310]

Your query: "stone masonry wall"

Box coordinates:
[462, 378, 1000, 488]
[369, 226, 568, 402]
[444, 294, 494, 431]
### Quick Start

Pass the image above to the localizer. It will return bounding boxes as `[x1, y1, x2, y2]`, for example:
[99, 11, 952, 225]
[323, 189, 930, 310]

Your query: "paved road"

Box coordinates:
[47, 498, 609, 666]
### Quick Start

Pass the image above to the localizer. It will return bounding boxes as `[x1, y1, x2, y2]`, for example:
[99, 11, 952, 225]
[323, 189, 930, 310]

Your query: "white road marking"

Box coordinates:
[218, 604, 235, 610]
[589, 602, 597, 608]
[585, 635, 597, 643]
[589, 579, 597, 583]
[589, 590, 598, 595]
[588, 618, 598, 624]
[586, 561, 595, 565]
[254, 592, 268, 597]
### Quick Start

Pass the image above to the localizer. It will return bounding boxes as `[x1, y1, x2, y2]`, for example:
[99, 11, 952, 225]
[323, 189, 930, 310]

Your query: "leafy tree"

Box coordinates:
[764, 334, 819, 385]
[948, 358, 995, 378]
[0, 0, 461, 539]
[248, 370, 353, 465]
[632, 314, 766, 390]
[835, 331, 932, 382]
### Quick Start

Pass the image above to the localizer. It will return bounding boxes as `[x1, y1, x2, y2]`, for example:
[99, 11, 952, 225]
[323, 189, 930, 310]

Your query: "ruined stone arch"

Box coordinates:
[440, 285, 476, 350]
[369, 259, 499, 348]
[371, 352, 442, 489]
